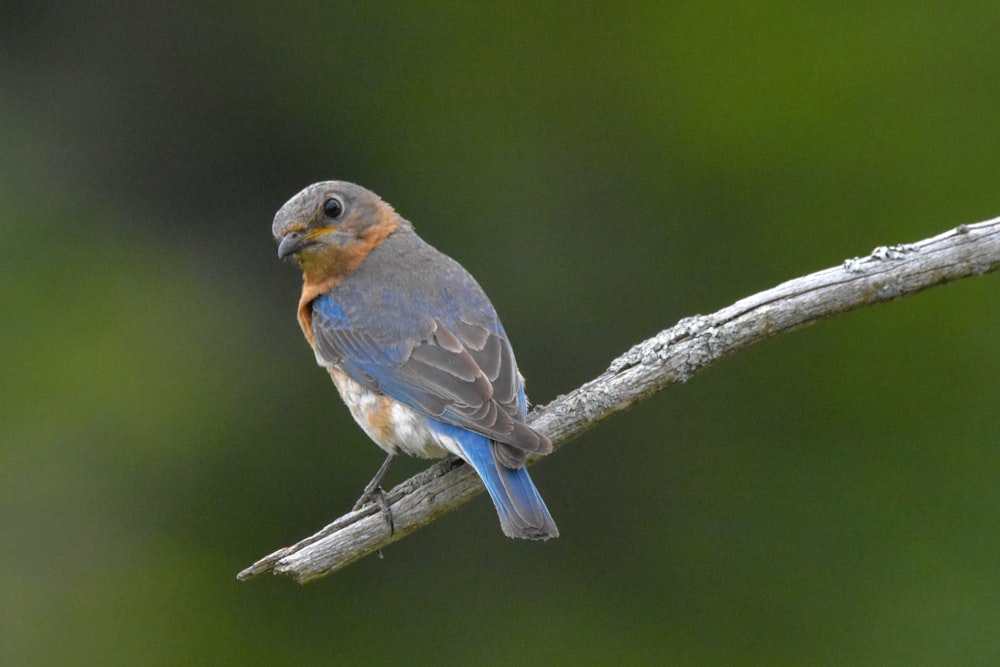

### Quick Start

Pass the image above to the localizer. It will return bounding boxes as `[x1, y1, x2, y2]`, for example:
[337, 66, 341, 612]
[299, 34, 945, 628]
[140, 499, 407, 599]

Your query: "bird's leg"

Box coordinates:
[352, 451, 397, 534]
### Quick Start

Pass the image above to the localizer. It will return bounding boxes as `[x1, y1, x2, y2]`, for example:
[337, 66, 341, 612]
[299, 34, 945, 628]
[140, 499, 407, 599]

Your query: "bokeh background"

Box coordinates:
[4, 3, 1000, 665]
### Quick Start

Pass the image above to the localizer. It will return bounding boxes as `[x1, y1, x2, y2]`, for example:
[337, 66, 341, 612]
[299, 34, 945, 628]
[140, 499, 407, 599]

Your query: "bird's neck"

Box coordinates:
[296, 215, 401, 344]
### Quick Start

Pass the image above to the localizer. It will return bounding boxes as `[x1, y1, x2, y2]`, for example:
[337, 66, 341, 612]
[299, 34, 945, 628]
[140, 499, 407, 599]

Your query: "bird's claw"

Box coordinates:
[350, 452, 397, 535]
[352, 483, 395, 535]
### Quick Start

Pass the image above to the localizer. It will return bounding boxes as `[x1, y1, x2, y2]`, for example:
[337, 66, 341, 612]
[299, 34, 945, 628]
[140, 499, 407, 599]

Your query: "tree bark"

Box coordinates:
[238, 217, 1000, 583]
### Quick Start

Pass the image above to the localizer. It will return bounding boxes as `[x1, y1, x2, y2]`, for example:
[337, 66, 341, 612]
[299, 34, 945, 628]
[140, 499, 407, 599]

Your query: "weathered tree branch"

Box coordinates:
[238, 217, 1000, 583]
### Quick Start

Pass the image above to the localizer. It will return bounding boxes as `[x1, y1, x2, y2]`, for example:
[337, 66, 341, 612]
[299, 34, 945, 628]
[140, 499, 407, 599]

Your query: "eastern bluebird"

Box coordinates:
[272, 181, 558, 540]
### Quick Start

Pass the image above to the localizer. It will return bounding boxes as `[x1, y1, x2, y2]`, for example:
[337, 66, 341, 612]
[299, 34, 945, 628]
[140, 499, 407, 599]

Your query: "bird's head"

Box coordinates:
[272, 181, 401, 280]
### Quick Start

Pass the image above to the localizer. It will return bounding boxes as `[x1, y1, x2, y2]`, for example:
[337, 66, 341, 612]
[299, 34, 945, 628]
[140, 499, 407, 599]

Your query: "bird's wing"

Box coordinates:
[311, 294, 551, 459]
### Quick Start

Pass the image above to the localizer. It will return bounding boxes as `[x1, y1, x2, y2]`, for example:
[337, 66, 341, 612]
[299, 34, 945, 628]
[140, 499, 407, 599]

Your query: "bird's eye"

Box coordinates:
[323, 197, 344, 219]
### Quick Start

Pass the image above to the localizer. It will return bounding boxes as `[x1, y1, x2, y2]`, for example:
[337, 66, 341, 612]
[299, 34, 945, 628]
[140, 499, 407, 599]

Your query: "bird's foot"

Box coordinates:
[352, 453, 397, 535]
[352, 484, 395, 535]
[351, 486, 396, 535]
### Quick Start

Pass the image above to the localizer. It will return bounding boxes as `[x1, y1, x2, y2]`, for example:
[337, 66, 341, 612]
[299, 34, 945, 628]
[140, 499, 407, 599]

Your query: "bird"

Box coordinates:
[272, 181, 558, 540]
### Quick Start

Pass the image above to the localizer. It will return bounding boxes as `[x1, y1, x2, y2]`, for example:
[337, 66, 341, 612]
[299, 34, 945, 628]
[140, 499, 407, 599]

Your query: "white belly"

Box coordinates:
[327, 366, 457, 459]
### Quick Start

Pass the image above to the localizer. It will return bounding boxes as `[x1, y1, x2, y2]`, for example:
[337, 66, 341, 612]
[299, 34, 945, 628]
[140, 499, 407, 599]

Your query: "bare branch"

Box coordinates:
[238, 217, 1000, 583]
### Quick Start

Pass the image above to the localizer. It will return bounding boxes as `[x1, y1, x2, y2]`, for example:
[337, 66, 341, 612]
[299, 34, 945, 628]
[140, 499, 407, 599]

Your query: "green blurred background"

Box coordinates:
[3, 3, 999, 665]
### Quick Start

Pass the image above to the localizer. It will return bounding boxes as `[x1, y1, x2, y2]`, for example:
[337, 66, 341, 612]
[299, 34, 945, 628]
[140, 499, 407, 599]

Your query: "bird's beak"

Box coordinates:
[277, 230, 311, 258]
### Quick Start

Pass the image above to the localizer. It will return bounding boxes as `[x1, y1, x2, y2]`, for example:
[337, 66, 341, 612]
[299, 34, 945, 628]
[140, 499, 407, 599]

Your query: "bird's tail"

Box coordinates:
[454, 432, 559, 541]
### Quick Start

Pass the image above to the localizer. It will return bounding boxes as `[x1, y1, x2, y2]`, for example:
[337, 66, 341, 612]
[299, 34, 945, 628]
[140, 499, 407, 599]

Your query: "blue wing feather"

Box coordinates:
[313, 292, 550, 457]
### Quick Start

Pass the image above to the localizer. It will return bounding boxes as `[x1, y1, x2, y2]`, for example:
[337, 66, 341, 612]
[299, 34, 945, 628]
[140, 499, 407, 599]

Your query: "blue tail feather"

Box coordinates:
[432, 421, 558, 540]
